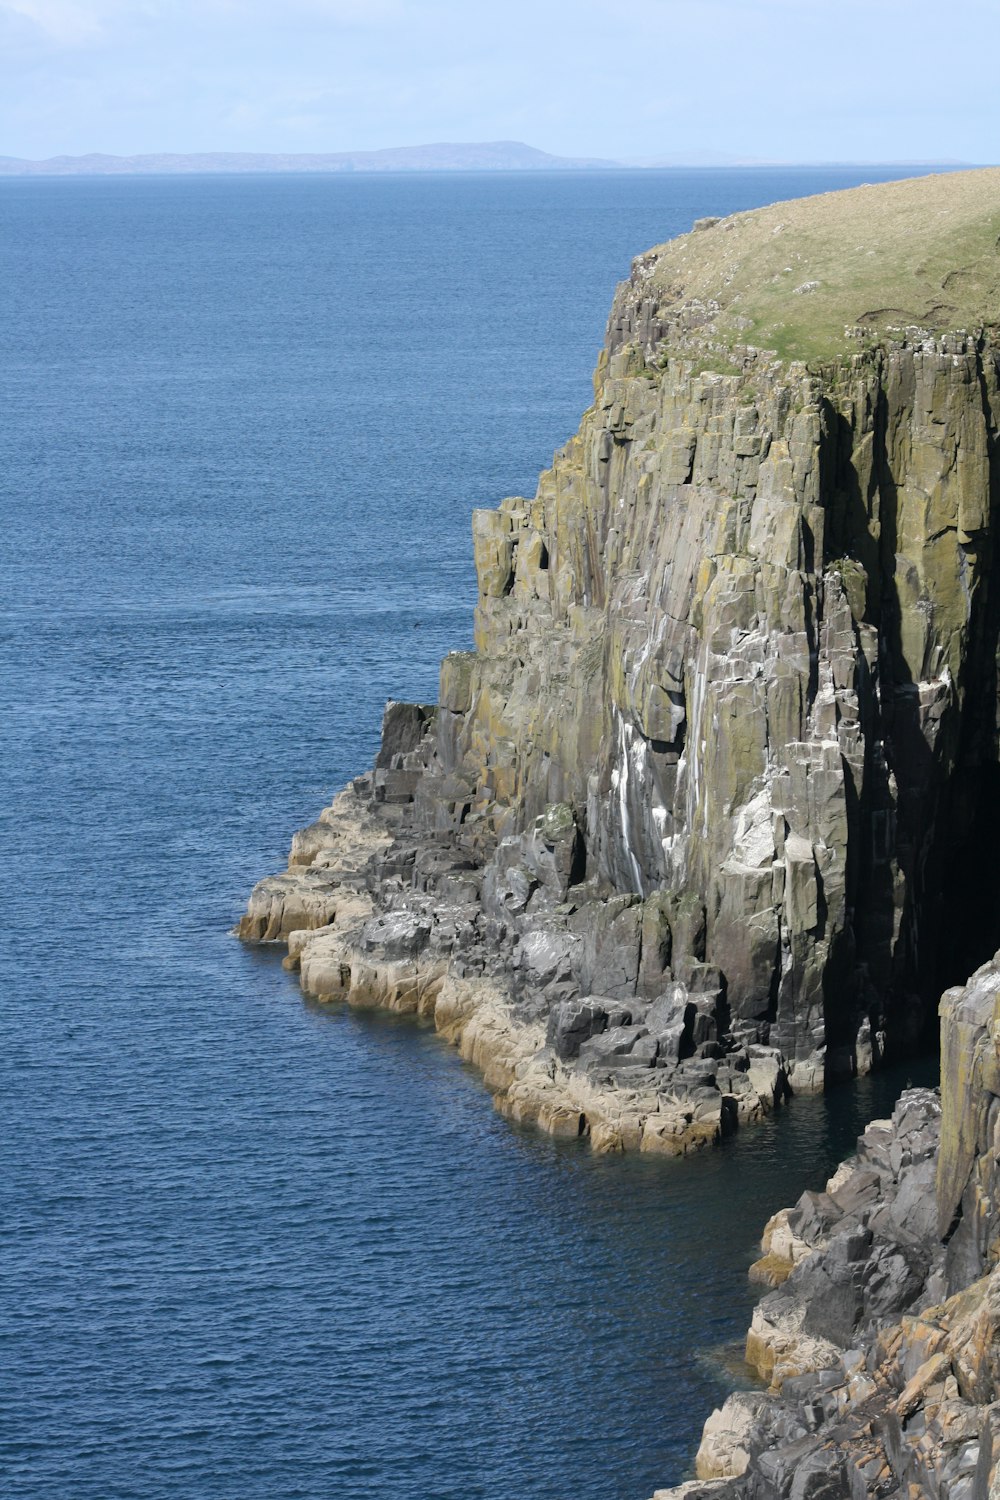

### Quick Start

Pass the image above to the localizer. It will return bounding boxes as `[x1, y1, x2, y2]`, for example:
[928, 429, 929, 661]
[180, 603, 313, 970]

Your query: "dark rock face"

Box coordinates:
[546, 998, 609, 1061]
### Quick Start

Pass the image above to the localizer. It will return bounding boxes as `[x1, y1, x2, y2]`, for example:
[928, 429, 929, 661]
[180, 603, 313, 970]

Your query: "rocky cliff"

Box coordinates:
[651, 954, 1000, 1500]
[240, 168, 1000, 1156]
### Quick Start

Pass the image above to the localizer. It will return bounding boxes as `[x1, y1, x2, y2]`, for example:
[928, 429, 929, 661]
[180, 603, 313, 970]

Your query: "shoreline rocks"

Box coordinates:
[241, 780, 790, 1156]
[651, 956, 1000, 1500]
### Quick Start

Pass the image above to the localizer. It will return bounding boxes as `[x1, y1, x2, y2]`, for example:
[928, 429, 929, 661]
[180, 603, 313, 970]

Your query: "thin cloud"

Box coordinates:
[1, 0, 103, 43]
[0, 0, 163, 45]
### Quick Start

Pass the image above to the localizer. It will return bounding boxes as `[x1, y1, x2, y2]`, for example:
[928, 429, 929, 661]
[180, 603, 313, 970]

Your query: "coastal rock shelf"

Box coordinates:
[242, 170, 1000, 1157]
[652, 955, 1000, 1500]
[241, 774, 789, 1154]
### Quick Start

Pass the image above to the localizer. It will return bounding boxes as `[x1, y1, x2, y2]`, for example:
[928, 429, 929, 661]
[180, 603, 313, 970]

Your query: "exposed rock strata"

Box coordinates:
[651, 955, 1000, 1500]
[241, 182, 999, 1144]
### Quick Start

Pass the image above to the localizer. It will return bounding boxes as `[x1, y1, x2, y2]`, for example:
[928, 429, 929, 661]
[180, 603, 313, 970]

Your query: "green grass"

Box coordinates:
[644, 169, 1000, 365]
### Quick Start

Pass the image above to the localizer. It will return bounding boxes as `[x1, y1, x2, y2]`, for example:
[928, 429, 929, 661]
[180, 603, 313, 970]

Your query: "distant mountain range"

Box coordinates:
[0, 141, 622, 176]
[0, 142, 978, 177]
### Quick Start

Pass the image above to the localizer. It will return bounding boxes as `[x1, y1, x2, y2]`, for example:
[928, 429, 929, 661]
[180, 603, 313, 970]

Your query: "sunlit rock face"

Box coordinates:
[440, 304, 1000, 1080]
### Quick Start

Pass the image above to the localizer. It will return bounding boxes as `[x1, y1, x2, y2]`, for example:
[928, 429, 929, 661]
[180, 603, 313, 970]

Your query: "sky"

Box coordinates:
[0, 0, 997, 164]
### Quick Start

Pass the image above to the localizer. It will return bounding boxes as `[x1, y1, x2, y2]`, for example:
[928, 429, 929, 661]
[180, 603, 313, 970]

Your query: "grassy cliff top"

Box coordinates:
[648, 168, 1000, 364]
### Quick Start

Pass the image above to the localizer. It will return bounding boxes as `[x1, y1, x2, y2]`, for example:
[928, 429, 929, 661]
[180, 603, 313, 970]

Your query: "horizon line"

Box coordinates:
[0, 143, 988, 179]
[0, 163, 986, 177]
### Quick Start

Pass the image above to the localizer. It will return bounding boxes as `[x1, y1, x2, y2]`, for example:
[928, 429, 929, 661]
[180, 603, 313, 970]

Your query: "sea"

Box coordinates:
[0, 166, 940, 1500]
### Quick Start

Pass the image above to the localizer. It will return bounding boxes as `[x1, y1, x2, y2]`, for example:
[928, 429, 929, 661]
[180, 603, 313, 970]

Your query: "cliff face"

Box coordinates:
[447, 318, 1000, 1077]
[241, 169, 1000, 1150]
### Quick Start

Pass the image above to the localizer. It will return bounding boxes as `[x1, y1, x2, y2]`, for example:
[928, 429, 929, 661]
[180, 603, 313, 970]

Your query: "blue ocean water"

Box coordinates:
[1, 167, 938, 1500]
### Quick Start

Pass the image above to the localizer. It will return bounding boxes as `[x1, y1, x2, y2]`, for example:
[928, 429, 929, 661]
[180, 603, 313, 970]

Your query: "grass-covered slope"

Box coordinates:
[647, 167, 1000, 363]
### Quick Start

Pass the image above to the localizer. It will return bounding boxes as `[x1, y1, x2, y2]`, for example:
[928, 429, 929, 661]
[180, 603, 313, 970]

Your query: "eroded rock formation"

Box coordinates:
[651, 956, 1000, 1500]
